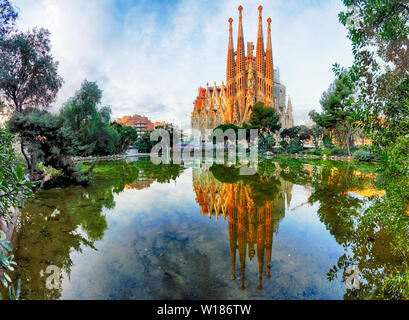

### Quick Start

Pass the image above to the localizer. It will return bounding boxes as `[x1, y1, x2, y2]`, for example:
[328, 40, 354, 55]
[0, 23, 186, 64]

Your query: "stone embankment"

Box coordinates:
[262, 152, 353, 161]
[72, 154, 150, 162]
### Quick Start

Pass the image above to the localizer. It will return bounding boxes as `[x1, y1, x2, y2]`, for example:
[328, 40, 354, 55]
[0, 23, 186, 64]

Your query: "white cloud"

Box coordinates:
[15, 0, 353, 127]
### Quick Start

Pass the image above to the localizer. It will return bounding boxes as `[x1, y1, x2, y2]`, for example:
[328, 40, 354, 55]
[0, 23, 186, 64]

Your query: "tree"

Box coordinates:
[7, 110, 93, 184]
[298, 125, 312, 142]
[280, 125, 312, 153]
[310, 124, 324, 149]
[134, 131, 155, 154]
[0, 28, 63, 113]
[111, 122, 138, 154]
[60, 80, 120, 156]
[335, 0, 409, 298]
[336, 0, 409, 153]
[310, 77, 356, 155]
[280, 126, 301, 140]
[249, 102, 281, 135]
[212, 123, 242, 144]
[61, 80, 102, 131]
[263, 134, 276, 151]
[0, 0, 18, 39]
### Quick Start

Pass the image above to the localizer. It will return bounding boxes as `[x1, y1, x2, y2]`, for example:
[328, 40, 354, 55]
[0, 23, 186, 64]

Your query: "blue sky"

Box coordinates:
[15, 0, 353, 128]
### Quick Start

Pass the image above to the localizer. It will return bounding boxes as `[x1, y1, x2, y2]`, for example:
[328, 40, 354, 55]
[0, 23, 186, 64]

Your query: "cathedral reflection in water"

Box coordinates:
[192, 163, 294, 291]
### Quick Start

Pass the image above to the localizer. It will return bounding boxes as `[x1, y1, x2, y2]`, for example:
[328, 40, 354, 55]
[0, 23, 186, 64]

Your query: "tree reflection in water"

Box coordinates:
[277, 159, 404, 300]
[11, 158, 184, 300]
[192, 158, 400, 299]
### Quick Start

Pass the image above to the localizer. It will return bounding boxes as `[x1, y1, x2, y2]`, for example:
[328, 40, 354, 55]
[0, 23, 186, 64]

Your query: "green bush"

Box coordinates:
[352, 149, 380, 162]
[322, 134, 334, 148]
[307, 149, 323, 156]
[0, 129, 32, 300]
[286, 138, 303, 154]
[263, 135, 276, 151]
[330, 147, 349, 156]
[322, 149, 332, 156]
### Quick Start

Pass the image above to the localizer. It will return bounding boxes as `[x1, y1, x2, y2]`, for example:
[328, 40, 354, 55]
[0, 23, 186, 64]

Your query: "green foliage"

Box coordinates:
[213, 123, 242, 135]
[335, 0, 409, 153]
[298, 125, 312, 142]
[0, 0, 18, 39]
[374, 271, 409, 300]
[280, 126, 300, 140]
[286, 138, 303, 154]
[309, 76, 357, 155]
[280, 125, 313, 153]
[329, 147, 349, 156]
[335, 0, 409, 298]
[134, 131, 155, 153]
[211, 105, 280, 154]
[212, 123, 256, 148]
[6, 80, 132, 183]
[8, 111, 92, 184]
[111, 122, 138, 154]
[134, 127, 179, 154]
[0, 27, 63, 113]
[0, 232, 21, 300]
[307, 148, 323, 156]
[0, 129, 33, 218]
[279, 140, 288, 149]
[322, 149, 332, 156]
[249, 102, 281, 134]
[310, 124, 324, 148]
[322, 134, 334, 149]
[60, 80, 120, 156]
[0, 129, 31, 300]
[263, 134, 276, 151]
[353, 148, 380, 162]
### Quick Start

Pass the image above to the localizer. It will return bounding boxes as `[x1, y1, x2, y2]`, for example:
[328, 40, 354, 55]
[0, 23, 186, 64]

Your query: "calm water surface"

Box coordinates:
[11, 157, 401, 300]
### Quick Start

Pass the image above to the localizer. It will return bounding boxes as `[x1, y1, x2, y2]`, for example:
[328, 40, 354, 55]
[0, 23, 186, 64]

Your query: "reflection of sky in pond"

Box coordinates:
[11, 159, 392, 300]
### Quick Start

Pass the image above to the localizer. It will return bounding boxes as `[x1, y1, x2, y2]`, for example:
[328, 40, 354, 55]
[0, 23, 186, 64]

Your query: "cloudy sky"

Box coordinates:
[15, 0, 353, 128]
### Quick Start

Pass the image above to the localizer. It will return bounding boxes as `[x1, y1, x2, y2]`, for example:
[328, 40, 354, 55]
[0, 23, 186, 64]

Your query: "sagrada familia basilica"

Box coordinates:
[191, 6, 295, 134]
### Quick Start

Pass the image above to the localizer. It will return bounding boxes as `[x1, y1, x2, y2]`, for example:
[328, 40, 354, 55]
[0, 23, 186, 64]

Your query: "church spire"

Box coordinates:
[227, 18, 235, 86]
[236, 6, 246, 90]
[226, 17, 236, 123]
[287, 96, 293, 113]
[256, 6, 265, 76]
[266, 17, 275, 108]
[287, 96, 294, 127]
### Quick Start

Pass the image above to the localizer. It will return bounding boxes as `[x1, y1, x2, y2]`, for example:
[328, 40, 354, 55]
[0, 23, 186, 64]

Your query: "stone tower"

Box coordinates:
[235, 5, 246, 123]
[265, 17, 275, 110]
[226, 17, 236, 124]
[256, 6, 265, 102]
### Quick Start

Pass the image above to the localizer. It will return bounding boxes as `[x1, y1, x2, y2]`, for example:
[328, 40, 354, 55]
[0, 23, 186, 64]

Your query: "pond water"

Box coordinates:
[9, 157, 403, 300]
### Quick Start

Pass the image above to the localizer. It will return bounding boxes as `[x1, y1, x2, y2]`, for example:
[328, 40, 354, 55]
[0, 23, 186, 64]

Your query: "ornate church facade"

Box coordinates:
[191, 6, 294, 134]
